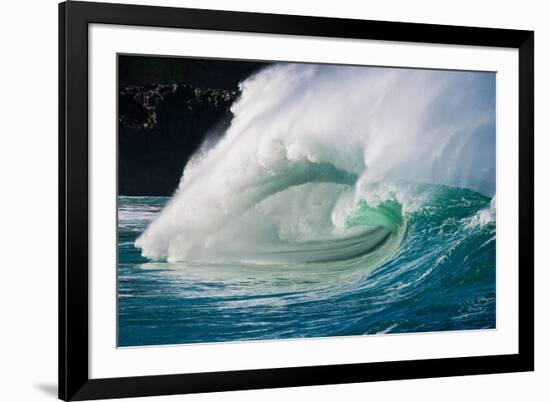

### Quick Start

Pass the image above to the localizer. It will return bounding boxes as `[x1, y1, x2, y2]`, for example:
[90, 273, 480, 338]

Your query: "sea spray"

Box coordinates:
[136, 63, 495, 263]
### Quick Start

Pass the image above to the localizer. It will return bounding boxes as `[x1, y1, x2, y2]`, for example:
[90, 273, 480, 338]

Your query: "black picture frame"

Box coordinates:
[59, 1, 534, 400]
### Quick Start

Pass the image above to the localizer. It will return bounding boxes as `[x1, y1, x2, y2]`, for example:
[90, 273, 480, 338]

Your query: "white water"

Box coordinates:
[136, 63, 495, 262]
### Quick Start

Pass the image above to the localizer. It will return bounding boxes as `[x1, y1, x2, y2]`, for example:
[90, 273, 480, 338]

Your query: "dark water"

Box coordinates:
[118, 184, 495, 347]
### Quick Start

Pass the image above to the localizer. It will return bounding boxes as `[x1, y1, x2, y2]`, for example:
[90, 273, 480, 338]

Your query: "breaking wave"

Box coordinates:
[135, 63, 495, 269]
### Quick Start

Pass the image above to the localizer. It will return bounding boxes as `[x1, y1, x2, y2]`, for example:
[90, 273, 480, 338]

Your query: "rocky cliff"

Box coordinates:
[118, 83, 239, 196]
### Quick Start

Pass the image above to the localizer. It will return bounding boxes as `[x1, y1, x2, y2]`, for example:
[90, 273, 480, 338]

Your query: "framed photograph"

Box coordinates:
[59, 1, 534, 400]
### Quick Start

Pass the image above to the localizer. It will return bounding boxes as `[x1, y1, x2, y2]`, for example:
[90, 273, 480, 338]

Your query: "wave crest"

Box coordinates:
[136, 63, 495, 263]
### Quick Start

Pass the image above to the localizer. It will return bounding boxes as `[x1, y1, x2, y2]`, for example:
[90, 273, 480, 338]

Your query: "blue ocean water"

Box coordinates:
[117, 184, 495, 347]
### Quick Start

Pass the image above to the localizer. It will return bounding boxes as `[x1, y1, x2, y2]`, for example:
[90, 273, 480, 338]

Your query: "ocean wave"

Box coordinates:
[135, 63, 495, 267]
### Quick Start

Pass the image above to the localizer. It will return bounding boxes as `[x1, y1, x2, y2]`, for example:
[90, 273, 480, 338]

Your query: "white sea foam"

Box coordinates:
[464, 196, 496, 229]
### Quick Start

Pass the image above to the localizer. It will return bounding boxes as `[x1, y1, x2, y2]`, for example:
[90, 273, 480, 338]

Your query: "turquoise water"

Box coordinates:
[117, 184, 495, 347]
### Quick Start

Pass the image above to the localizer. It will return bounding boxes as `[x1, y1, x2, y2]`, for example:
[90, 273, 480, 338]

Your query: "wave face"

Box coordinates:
[135, 64, 495, 265]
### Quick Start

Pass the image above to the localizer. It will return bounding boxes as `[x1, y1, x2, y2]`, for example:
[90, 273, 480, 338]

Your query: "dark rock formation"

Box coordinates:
[118, 83, 239, 196]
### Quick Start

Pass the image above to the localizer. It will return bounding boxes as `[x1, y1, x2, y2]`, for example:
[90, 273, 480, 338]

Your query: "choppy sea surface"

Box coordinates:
[117, 184, 496, 347]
